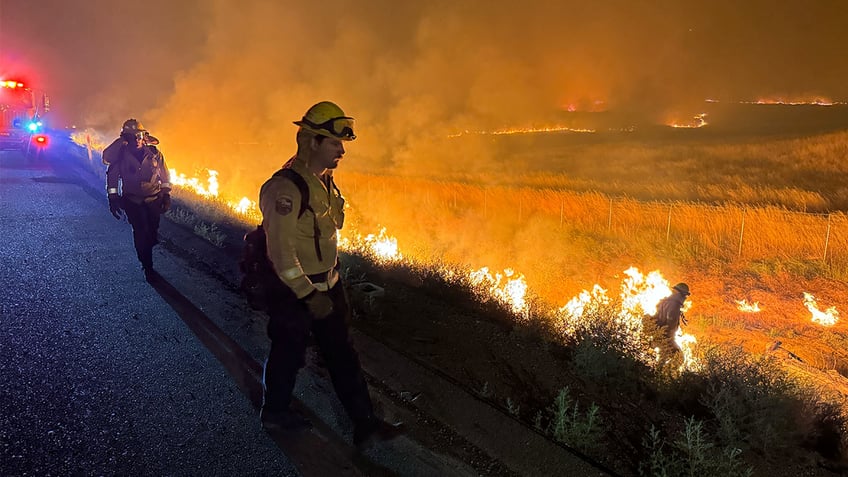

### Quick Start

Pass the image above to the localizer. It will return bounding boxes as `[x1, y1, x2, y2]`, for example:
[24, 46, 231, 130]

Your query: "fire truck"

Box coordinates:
[0, 79, 50, 150]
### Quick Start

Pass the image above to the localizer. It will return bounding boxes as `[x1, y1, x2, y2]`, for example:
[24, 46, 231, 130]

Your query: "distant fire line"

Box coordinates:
[449, 125, 596, 137]
[705, 98, 848, 106]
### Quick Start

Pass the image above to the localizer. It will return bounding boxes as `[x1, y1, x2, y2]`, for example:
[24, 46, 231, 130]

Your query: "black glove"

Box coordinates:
[302, 290, 334, 319]
[159, 191, 171, 213]
[108, 193, 123, 220]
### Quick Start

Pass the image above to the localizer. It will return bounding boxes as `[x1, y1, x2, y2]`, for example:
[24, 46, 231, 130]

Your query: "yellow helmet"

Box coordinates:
[294, 101, 356, 141]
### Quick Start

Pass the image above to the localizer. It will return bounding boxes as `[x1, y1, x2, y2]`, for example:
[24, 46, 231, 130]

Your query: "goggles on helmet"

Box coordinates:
[123, 131, 146, 141]
[301, 116, 356, 140]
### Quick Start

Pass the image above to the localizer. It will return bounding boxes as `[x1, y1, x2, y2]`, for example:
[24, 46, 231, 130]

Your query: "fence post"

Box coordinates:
[666, 205, 672, 242]
[560, 198, 564, 228]
[738, 208, 746, 259]
[823, 214, 832, 262]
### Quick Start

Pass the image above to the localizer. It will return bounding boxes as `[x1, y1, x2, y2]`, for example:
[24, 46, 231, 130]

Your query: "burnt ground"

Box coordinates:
[53, 139, 848, 476]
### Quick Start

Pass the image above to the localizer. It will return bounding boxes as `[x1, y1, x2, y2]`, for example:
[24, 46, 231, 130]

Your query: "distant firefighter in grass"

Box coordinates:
[652, 282, 690, 365]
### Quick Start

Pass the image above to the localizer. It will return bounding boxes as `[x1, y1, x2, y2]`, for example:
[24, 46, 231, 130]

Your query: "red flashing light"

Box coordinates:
[1, 80, 25, 89]
[33, 134, 48, 146]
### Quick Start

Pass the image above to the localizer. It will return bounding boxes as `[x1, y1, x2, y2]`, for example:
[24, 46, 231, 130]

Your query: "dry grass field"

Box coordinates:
[338, 127, 848, 386]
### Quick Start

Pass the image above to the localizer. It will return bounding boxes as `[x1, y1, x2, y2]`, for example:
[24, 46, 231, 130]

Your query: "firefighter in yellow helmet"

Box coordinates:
[257, 101, 402, 446]
[104, 118, 171, 282]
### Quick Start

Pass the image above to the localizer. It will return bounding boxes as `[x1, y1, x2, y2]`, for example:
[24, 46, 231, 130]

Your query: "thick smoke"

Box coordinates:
[3, 0, 847, 191]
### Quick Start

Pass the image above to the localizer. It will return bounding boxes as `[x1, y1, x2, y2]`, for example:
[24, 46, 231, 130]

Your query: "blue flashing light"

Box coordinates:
[27, 122, 38, 132]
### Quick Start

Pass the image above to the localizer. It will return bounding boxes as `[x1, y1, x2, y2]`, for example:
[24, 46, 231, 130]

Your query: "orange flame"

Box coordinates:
[449, 125, 596, 137]
[556, 267, 699, 371]
[736, 299, 761, 313]
[667, 113, 708, 128]
[468, 267, 529, 317]
[170, 168, 219, 197]
[803, 292, 839, 326]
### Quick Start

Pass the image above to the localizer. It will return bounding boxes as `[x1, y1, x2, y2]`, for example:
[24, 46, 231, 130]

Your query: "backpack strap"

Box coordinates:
[272, 167, 323, 262]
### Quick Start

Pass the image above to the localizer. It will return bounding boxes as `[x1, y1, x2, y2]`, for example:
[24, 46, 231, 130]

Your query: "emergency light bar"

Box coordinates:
[1, 80, 25, 88]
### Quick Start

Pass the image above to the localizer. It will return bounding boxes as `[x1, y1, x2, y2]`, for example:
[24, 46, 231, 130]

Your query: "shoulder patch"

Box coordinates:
[276, 195, 294, 215]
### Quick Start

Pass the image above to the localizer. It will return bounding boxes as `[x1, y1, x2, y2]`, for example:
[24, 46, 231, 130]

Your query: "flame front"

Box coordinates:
[469, 267, 529, 317]
[77, 134, 702, 370]
[555, 267, 699, 371]
[449, 125, 596, 137]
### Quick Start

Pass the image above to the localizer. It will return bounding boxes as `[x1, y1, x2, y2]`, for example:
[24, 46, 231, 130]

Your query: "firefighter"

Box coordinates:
[257, 101, 402, 447]
[654, 282, 690, 365]
[105, 119, 171, 282]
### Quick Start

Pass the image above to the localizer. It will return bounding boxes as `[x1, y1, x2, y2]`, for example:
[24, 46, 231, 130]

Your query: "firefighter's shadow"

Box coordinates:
[147, 270, 265, 409]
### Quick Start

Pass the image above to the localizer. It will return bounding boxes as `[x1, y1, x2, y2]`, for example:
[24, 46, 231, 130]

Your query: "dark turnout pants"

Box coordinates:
[122, 197, 161, 270]
[262, 279, 374, 425]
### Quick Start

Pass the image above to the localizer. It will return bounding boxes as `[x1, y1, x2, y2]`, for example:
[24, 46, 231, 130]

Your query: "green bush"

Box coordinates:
[640, 418, 752, 477]
[548, 386, 603, 453]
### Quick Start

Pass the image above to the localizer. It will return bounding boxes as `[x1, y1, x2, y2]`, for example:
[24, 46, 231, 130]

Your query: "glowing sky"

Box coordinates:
[2, 0, 847, 179]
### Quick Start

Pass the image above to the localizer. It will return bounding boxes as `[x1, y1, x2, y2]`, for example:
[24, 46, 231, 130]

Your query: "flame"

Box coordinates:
[233, 197, 255, 215]
[668, 113, 708, 128]
[803, 292, 839, 326]
[748, 96, 844, 106]
[736, 299, 761, 313]
[674, 328, 699, 371]
[556, 284, 610, 336]
[449, 125, 596, 137]
[167, 168, 258, 219]
[363, 227, 402, 261]
[554, 267, 699, 371]
[468, 267, 529, 317]
[170, 168, 220, 197]
[706, 97, 848, 106]
[619, 267, 671, 319]
[70, 129, 108, 151]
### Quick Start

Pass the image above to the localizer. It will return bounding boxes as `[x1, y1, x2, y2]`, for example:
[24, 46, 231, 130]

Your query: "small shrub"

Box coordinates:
[506, 397, 520, 417]
[194, 222, 226, 248]
[548, 386, 603, 453]
[639, 418, 753, 477]
[697, 346, 801, 455]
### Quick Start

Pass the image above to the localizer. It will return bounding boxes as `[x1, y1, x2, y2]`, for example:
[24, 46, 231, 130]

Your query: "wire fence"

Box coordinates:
[344, 173, 848, 273]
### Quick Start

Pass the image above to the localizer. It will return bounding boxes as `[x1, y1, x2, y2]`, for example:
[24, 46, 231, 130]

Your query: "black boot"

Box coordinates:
[260, 407, 312, 433]
[353, 417, 404, 448]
